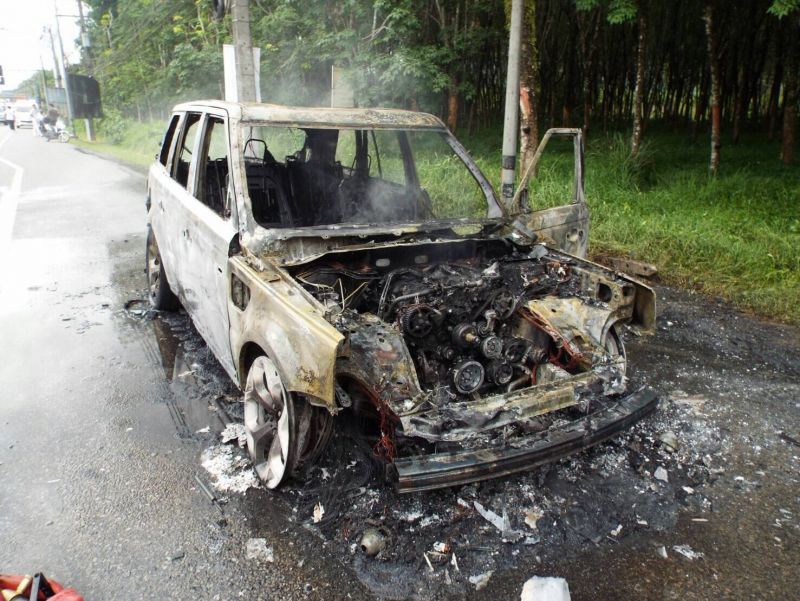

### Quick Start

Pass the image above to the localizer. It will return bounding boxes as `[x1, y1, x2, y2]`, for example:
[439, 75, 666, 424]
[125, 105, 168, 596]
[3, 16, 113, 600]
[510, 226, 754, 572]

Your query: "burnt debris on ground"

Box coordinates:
[127, 285, 800, 599]
[271, 386, 724, 598]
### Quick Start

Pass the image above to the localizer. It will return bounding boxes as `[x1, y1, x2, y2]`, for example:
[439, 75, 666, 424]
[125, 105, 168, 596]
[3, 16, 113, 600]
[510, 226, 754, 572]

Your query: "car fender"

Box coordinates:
[228, 255, 344, 410]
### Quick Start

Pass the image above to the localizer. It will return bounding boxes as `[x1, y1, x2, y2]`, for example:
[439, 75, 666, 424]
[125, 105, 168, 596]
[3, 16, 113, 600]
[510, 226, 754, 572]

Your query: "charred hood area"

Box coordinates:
[286, 239, 655, 455]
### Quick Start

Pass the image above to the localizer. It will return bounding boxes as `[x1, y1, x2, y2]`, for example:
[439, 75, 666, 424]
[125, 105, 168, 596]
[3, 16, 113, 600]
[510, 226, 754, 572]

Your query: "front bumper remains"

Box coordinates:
[390, 387, 658, 493]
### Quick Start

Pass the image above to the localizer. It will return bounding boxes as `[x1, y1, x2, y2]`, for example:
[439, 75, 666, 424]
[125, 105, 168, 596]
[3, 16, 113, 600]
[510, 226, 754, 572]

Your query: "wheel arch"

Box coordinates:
[238, 341, 267, 388]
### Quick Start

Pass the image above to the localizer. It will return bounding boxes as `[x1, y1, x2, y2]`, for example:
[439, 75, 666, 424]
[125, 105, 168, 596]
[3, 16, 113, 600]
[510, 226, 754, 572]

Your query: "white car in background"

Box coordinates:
[13, 101, 35, 129]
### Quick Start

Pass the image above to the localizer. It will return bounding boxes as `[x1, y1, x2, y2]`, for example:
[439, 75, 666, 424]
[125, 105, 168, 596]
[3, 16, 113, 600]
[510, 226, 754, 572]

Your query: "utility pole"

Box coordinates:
[53, 5, 75, 124]
[39, 54, 50, 105]
[230, 0, 257, 102]
[46, 27, 63, 89]
[501, 0, 524, 208]
[76, 0, 95, 140]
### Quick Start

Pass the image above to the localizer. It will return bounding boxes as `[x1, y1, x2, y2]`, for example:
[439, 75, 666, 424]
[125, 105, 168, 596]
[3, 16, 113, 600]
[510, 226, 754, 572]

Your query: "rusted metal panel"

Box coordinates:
[227, 255, 344, 409]
[171, 100, 447, 130]
[606, 257, 658, 278]
[511, 128, 590, 258]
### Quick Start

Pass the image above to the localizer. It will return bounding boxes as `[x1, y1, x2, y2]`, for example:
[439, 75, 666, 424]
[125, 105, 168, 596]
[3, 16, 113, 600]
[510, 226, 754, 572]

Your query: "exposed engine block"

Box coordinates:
[373, 257, 578, 398]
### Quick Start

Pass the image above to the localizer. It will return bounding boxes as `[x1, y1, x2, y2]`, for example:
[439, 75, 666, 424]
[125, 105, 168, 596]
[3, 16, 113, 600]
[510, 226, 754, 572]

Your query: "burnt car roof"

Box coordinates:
[172, 100, 448, 130]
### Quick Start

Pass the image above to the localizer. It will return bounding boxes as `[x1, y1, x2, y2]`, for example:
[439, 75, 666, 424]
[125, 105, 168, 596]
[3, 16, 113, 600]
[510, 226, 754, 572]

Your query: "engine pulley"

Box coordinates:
[452, 360, 484, 395]
[480, 335, 504, 360]
[486, 360, 514, 385]
[451, 323, 479, 349]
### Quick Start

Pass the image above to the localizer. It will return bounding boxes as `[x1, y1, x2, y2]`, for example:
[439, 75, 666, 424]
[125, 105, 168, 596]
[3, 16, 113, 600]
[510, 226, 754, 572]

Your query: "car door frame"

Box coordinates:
[511, 128, 590, 258]
[164, 108, 240, 381]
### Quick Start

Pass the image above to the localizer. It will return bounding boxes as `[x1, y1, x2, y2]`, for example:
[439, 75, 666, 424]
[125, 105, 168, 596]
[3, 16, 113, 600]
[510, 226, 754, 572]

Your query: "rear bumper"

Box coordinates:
[391, 387, 658, 493]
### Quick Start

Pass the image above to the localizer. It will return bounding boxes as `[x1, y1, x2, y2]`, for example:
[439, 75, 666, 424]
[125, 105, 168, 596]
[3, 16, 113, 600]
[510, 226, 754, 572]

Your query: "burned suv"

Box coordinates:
[146, 101, 657, 493]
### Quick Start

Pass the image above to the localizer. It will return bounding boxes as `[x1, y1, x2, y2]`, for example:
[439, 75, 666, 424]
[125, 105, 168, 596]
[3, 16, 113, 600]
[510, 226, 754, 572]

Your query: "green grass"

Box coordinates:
[72, 120, 163, 167]
[82, 119, 800, 322]
[462, 127, 800, 324]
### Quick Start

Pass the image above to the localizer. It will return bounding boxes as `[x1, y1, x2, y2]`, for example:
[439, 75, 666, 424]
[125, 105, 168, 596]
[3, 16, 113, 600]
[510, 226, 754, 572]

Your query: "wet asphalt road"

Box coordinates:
[1, 126, 798, 600]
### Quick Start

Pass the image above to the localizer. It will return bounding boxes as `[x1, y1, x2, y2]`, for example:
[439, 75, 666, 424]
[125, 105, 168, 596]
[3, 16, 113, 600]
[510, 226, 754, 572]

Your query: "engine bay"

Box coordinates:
[290, 239, 640, 406]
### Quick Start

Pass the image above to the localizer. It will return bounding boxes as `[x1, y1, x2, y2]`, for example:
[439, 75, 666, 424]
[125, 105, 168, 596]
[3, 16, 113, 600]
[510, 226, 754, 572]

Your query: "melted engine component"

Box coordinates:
[373, 256, 579, 399]
[292, 248, 601, 400]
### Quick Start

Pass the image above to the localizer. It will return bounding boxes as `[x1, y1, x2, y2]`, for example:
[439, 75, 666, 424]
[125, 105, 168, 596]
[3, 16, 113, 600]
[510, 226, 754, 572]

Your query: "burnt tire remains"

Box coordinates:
[146, 228, 180, 311]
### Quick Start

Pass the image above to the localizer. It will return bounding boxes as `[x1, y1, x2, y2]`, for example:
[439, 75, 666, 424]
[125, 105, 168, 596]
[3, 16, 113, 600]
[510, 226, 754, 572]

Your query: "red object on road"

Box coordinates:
[0, 574, 84, 601]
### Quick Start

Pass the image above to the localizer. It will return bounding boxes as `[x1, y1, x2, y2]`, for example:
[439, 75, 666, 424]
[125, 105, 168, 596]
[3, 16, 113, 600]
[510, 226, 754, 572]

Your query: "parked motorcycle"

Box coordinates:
[41, 118, 73, 143]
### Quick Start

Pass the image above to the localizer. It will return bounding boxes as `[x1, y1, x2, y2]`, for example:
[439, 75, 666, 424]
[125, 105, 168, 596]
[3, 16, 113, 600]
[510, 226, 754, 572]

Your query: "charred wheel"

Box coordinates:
[244, 356, 331, 488]
[145, 228, 180, 311]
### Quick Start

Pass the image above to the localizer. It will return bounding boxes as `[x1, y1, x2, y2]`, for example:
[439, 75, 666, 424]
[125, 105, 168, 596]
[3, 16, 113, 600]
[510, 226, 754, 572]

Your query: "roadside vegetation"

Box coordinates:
[468, 129, 800, 324]
[79, 119, 799, 323]
[72, 117, 163, 168]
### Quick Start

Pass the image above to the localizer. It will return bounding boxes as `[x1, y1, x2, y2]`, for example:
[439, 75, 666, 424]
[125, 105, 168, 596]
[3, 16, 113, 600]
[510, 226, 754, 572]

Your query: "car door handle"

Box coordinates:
[182, 229, 190, 241]
[158, 200, 164, 212]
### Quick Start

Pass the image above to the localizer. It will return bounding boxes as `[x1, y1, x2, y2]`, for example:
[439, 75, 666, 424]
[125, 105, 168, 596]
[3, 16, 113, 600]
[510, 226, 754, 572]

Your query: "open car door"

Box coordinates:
[511, 128, 589, 258]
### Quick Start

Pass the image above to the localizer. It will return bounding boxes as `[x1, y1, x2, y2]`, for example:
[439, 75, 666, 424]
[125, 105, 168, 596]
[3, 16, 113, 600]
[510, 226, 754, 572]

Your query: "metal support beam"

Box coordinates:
[501, 0, 524, 208]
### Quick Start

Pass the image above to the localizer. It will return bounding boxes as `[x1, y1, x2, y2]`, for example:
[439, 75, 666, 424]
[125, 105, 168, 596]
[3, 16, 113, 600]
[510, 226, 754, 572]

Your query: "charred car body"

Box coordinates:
[146, 101, 657, 493]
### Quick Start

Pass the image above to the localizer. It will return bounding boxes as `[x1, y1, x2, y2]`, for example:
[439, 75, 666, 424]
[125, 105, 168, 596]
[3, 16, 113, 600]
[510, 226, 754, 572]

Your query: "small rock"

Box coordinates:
[245, 538, 274, 562]
[312, 502, 325, 523]
[469, 571, 493, 591]
[672, 544, 704, 561]
[658, 431, 680, 452]
[520, 576, 571, 601]
[656, 546, 668, 559]
[524, 507, 544, 531]
[654, 466, 669, 483]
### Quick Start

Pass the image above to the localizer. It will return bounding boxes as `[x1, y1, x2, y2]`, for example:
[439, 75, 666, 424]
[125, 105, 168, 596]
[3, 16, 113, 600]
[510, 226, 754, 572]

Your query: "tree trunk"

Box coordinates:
[577, 8, 600, 137]
[519, 0, 540, 174]
[692, 70, 709, 143]
[630, 5, 647, 158]
[767, 32, 783, 142]
[704, 1, 721, 175]
[732, 64, 746, 144]
[446, 77, 459, 132]
[781, 16, 799, 165]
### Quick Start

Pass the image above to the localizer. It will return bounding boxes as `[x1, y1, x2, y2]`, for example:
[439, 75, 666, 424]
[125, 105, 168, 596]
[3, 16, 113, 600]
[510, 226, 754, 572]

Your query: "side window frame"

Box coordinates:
[159, 114, 180, 167]
[171, 111, 204, 194]
[194, 111, 233, 219]
[165, 112, 186, 175]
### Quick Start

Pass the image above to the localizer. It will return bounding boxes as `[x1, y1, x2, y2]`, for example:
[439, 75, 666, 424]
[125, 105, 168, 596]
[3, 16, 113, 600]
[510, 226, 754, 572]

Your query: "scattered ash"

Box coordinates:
[133, 287, 799, 599]
[271, 390, 726, 599]
[201, 444, 260, 495]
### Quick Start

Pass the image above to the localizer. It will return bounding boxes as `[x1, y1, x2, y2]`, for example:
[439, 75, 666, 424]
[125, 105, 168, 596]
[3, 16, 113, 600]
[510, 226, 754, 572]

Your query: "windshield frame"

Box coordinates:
[237, 121, 504, 239]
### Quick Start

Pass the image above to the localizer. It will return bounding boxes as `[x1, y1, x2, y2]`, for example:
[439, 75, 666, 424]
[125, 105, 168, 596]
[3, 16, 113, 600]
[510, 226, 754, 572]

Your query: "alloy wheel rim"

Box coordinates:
[244, 356, 293, 488]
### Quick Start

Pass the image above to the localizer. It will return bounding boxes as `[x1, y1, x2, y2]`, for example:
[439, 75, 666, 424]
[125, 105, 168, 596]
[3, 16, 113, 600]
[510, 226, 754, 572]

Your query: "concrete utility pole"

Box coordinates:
[76, 0, 95, 140]
[46, 27, 63, 89]
[53, 5, 75, 123]
[230, 0, 257, 102]
[501, 0, 524, 207]
[39, 54, 50, 104]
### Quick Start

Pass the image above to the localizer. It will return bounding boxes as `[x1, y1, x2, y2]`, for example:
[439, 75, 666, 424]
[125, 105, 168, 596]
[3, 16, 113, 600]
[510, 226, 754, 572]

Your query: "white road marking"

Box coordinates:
[0, 131, 24, 249]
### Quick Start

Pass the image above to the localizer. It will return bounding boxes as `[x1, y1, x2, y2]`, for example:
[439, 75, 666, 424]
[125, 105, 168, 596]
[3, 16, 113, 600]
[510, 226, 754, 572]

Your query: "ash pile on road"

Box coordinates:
[276, 389, 726, 598]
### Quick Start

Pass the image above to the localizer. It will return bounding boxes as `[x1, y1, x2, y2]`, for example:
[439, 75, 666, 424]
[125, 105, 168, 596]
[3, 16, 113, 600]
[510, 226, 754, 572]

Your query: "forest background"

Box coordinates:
[14, 0, 800, 322]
